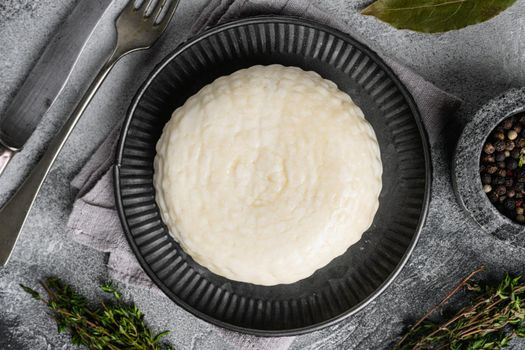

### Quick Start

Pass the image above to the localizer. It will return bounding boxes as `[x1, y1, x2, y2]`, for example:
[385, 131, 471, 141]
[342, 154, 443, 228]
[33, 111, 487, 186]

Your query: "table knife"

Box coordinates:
[0, 0, 113, 175]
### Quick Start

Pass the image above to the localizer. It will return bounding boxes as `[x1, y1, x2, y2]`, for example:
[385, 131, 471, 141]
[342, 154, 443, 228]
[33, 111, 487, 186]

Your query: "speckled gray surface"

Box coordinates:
[454, 88, 525, 247]
[1, 1, 525, 349]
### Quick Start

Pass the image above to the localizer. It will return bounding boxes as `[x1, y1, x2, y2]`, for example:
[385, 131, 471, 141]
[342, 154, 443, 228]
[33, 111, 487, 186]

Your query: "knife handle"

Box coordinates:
[0, 53, 119, 266]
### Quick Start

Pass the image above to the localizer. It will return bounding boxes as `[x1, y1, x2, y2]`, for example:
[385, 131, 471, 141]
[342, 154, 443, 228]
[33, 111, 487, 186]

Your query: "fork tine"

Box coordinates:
[123, 0, 148, 13]
[143, 0, 159, 15]
[135, 0, 148, 11]
[151, 0, 168, 21]
[154, 0, 180, 26]
[124, 0, 138, 12]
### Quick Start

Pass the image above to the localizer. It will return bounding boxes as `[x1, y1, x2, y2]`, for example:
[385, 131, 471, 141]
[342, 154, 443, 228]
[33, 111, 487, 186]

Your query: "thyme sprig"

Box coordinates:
[395, 267, 525, 350]
[20, 277, 173, 350]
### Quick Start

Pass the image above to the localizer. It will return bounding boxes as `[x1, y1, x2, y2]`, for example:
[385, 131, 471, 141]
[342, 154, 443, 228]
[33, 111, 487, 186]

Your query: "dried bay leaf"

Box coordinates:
[362, 0, 517, 33]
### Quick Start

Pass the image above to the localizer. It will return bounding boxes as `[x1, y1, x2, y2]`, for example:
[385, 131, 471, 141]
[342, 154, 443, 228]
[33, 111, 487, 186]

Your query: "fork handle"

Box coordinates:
[0, 53, 120, 266]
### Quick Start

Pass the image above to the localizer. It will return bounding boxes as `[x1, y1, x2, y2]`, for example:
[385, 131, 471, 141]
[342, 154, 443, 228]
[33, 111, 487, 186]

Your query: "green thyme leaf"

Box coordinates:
[395, 269, 525, 350]
[100, 281, 122, 300]
[20, 284, 42, 300]
[22, 277, 173, 350]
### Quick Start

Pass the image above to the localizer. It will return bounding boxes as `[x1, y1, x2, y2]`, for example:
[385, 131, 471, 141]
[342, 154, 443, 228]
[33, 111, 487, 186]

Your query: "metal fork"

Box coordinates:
[0, 0, 180, 266]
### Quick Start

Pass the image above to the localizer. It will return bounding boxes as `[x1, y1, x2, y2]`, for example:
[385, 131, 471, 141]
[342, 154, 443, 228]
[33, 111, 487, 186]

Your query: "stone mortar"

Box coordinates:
[454, 88, 525, 247]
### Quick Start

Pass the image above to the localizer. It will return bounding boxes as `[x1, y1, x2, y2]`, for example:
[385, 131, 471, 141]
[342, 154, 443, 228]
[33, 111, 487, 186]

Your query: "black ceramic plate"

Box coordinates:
[115, 17, 431, 336]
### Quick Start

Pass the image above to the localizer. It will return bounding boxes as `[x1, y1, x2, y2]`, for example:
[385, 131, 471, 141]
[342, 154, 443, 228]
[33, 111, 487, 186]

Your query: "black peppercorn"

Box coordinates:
[516, 183, 525, 193]
[494, 130, 505, 141]
[518, 138, 525, 147]
[481, 173, 492, 184]
[489, 192, 499, 203]
[495, 140, 506, 152]
[511, 148, 521, 159]
[508, 189, 516, 198]
[514, 124, 522, 133]
[486, 165, 498, 174]
[498, 195, 507, 203]
[518, 169, 525, 182]
[494, 176, 506, 185]
[506, 158, 518, 170]
[497, 161, 506, 169]
[505, 178, 514, 187]
[495, 152, 506, 162]
[495, 185, 507, 196]
[505, 140, 516, 151]
[497, 169, 507, 178]
[483, 143, 495, 154]
[482, 155, 496, 163]
[504, 199, 516, 212]
[503, 118, 513, 129]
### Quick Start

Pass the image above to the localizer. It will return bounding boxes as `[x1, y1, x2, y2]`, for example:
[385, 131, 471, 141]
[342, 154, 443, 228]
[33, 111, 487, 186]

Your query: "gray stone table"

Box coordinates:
[1, 0, 525, 349]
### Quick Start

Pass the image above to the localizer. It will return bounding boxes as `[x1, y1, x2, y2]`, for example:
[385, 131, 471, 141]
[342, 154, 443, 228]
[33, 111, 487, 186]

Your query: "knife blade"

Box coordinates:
[0, 0, 113, 173]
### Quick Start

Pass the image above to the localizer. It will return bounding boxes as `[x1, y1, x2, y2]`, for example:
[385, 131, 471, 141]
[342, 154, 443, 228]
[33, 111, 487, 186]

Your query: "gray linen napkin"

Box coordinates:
[68, 1, 461, 349]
